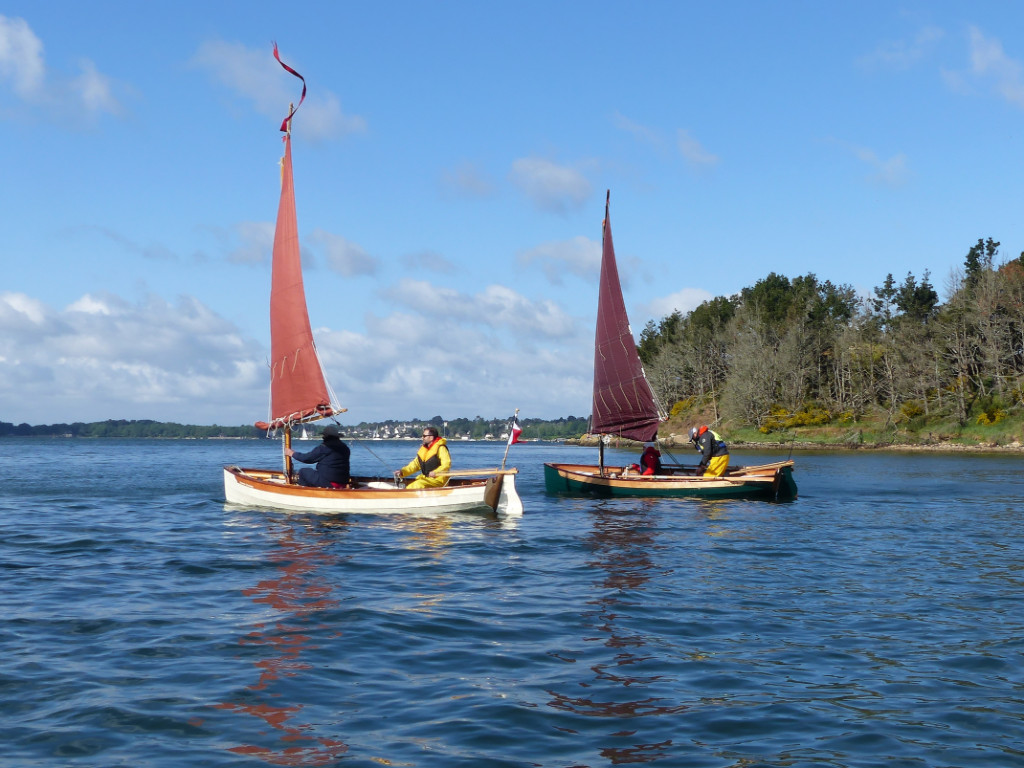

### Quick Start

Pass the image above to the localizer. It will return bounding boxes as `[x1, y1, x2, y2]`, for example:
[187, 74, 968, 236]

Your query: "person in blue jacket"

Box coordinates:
[285, 424, 351, 487]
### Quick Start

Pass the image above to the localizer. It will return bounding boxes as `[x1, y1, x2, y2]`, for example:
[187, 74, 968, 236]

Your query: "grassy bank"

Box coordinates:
[656, 406, 1024, 452]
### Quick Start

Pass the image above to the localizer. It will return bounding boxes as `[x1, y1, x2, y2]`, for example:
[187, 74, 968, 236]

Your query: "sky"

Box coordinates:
[3, 1, 1024, 427]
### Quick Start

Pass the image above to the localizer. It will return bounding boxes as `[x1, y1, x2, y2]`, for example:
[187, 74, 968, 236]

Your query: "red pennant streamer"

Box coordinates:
[272, 42, 306, 133]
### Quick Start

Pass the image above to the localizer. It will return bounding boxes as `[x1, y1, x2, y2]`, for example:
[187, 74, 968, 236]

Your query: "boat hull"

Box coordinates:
[224, 466, 523, 516]
[543, 460, 797, 501]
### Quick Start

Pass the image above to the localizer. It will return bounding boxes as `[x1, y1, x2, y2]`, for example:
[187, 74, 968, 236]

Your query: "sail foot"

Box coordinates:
[256, 403, 341, 431]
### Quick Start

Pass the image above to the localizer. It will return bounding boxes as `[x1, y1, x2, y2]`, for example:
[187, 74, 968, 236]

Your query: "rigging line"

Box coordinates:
[264, 380, 273, 433]
[639, 362, 668, 420]
[350, 437, 392, 472]
[310, 341, 346, 416]
[656, 439, 685, 467]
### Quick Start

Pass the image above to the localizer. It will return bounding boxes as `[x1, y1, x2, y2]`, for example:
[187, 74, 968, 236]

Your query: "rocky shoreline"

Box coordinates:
[568, 435, 1024, 453]
[732, 440, 1024, 453]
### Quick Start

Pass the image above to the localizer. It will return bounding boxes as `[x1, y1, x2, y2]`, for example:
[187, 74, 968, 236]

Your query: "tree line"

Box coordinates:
[638, 238, 1024, 433]
[0, 420, 261, 439]
[0, 416, 593, 440]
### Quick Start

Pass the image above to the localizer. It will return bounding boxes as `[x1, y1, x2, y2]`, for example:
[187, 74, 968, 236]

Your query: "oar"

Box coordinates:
[435, 468, 519, 478]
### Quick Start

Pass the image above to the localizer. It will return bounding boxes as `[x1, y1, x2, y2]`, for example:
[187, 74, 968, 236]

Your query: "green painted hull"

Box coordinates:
[543, 462, 797, 501]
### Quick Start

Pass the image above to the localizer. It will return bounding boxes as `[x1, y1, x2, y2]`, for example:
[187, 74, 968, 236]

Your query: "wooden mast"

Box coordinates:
[282, 101, 295, 484]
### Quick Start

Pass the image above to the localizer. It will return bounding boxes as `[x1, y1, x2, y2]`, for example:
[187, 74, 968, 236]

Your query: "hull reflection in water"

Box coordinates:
[545, 503, 687, 762]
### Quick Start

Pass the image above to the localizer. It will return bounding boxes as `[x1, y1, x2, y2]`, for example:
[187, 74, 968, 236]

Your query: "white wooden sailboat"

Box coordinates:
[224, 47, 522, 517]
[543, 192, 796, 501]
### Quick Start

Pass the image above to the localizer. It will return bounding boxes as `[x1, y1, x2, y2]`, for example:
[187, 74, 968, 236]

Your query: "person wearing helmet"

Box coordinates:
[690, 425, 729, 477]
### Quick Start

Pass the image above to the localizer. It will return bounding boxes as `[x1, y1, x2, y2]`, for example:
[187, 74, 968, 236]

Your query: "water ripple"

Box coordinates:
[3, 442, 1024, 765]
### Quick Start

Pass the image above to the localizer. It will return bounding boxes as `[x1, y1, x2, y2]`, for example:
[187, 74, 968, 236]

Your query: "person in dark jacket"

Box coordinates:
[690, 425, 729, 477]
[286, 424, 351, 487]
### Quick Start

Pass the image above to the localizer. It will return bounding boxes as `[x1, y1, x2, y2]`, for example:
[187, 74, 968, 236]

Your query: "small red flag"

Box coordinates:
[507, 414, 523, 447]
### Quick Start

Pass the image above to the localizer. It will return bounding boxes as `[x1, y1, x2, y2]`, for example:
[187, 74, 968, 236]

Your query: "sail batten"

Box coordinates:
[590, 191, 661, 442]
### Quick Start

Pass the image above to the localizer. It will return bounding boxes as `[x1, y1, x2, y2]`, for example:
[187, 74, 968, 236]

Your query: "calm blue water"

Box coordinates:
[2, 438, 1023, 767]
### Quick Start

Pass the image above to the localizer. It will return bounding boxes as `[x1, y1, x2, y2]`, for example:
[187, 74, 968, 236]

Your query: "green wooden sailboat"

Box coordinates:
[543, 192, 796, 501]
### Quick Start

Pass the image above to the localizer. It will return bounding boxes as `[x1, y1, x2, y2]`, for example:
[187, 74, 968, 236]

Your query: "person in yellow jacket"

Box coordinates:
[690, 425, 730, 477]
[395, 426, 451, 489]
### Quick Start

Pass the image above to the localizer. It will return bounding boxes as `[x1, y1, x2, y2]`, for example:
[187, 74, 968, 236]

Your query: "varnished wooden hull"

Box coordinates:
[543, 460, 797, 501]
[224, 466, 523, 516]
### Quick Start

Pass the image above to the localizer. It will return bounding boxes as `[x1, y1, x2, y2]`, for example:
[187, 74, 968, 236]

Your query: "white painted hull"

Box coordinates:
[223, 466, 524, 517]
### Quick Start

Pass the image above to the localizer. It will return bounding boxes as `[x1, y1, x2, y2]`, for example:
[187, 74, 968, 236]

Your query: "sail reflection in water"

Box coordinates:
[546, 502, 687, 762]
[215, 521, 348, 765]
[3, 440, 1022, 765]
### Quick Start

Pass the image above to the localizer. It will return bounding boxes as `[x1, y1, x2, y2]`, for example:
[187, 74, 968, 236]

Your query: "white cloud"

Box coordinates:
[827, 138, 909, 188]
[399, 249, 457, 274]
[228, 221, 274, 265]
[518, 236, 600, 285]
[315, 301, 590, 421]
[642, 288, 714, 321]
[0, 15, 122, 120]
[191, 40, 366, 141]
[509, 157, 592, 214]
[309, 229, 377, 277]
[613, 111, 664, 150]
[0, 15, 44, 96]
[441, 161, 497, 198]
[67, 295, 113, 315]
[69, 58, 120, 115]
[307, 230, 380, 278]
[0, 291, 265, 425]
[859, 25, 944, 70]
[967, 27, 1024, 108]
[75, 225, 178, 262]
[228, 222, 370, 273]
[677, 130, 719, 169]
[0, 283, 593, 425]
[851, 145, 909, 187]
[384, 278, 576, 337]
[0, 292, 51, 326]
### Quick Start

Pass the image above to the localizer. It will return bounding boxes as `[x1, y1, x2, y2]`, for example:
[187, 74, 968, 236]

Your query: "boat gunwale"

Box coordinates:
[225, 465, 494, 498]
[545, 460, 793, 483]
[543, 460, 797, 499]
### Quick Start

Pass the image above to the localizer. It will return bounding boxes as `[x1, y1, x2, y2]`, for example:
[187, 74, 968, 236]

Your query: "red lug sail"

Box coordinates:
[591, 191, 660, 442]
[255, 50, 339, 431]
[258, 132, 335, 430]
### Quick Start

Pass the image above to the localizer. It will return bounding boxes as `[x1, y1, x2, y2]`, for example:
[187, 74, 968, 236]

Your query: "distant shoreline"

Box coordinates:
[7, 434, 1023, 453]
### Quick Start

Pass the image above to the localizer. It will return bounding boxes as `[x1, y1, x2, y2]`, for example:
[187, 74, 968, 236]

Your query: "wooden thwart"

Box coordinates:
[435, 467, 520, 478]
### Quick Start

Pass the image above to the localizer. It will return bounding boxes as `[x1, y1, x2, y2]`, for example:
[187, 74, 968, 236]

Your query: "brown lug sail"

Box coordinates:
[591, 190, 660, 442]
